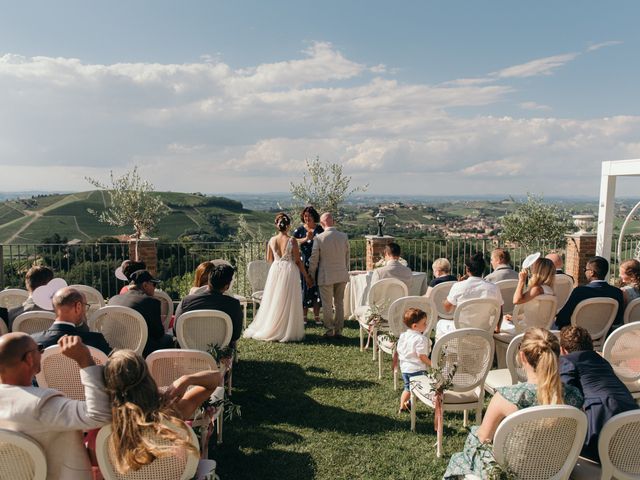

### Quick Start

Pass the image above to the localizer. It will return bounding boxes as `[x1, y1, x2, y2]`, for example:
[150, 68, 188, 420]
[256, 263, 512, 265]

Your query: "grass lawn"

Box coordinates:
[212, 321, 472, 479]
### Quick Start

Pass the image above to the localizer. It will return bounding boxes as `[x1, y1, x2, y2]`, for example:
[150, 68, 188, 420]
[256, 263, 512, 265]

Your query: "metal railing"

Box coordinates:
[0, 238, 571, 300]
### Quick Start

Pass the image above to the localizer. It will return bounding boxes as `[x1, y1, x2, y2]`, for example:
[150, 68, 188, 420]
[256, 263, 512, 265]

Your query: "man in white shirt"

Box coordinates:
[371, 242, 412, 290]
[436, 252, 503, 338]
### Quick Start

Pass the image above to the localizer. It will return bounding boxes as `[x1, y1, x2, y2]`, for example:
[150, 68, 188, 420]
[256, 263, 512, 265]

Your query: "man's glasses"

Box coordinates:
[22, 344, 45, 361]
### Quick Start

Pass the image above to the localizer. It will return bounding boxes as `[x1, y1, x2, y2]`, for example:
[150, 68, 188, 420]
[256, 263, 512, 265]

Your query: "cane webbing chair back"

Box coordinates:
[429, 281, 456, 320]
[624, 297, 640, 324]
[35, 345, 109, 401]
[176, 310, 233, 352]
[146, 349, 219, 388]
[387, 296, 436, 338]
[603, 322, 640, 383]
[95, 421, 199, 480]
[511, 295, 558, 334]
[571, 297, 619, 349]
[247, 260, 270, 303]
[0, 428, 47, 480]
[12, 312, 56, 335]
[493, 405, 587, 480]
[496, 279, 519, 316]
[153, 289, 175, 331]
[598, 410, 640, 480]
[453, 298, 502, 333]
[0, 289, 29, 310]
[554, 274, 574, 311]
[89, 306, 148, 355]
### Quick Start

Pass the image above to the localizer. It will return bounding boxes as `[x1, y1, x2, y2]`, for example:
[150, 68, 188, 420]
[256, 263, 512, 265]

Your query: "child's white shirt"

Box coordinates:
[397, 329, 430, 374]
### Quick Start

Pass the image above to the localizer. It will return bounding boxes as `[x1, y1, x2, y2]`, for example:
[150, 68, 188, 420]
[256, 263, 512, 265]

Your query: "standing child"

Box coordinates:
[397, 307, 432, 413]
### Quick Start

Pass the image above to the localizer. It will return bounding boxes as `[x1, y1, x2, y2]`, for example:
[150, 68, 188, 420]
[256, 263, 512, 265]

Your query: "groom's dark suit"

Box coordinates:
[554, 280, 624, 329]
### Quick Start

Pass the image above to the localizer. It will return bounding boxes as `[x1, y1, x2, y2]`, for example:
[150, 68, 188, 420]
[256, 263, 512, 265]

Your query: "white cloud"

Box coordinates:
[494, 53, 579, 78]
[0, 44, 637, 196]
[587, 40, 623, 52]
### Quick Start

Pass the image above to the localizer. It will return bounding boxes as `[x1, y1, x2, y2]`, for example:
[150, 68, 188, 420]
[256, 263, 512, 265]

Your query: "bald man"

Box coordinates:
[32, 287, 112, 355]
[546, 252, 574, 281]
[0, 334, 111, 480]
[308, 212, 350, 338]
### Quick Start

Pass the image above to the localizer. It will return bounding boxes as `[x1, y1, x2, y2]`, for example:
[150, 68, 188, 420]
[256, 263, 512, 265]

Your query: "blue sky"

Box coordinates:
[0, 1, 638, 196]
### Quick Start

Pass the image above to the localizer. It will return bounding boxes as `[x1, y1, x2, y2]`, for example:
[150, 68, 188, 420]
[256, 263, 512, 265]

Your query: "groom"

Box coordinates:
[308, 212, 350, 338]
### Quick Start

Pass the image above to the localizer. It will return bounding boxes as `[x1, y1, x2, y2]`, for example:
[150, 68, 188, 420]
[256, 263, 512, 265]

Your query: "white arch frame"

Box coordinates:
[596, 159, 640, 265]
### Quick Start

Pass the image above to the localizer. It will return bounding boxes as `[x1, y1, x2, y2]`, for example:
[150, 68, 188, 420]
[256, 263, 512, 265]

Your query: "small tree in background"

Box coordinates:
[501, 194, 572, 251]
[86, 167, 170, 259]
[290, 156, 367, 215]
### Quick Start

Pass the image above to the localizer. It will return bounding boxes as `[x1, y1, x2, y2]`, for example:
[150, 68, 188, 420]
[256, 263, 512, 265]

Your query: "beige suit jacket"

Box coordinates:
[308, 227, 350, 286]
[371, 260, 412, 289]
[0, 365, 111, 480]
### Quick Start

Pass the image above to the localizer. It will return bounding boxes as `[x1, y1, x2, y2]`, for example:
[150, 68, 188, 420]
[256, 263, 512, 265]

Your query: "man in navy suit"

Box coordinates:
[554, 256, 624, 329]
[32, 287, 112, 355]
[560, 326, 638, 461]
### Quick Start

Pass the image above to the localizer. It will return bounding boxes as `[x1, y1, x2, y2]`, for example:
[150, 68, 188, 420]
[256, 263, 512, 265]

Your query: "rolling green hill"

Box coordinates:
[0, 191, 275, 244]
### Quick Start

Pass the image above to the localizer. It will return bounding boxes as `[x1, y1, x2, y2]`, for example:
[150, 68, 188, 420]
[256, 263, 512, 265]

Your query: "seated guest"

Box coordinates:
[102, 349, 221, 474]
[175, 263, 243, 344]
[108, 270, 174, 356]
[555, 256, 624, 330]
[437, 252, 503, 338]
[32, 287, 112, 355]
[426, 258, 457, 296]
[484, 248, 518, 283]
[189, 261, 215, 295]
[118, 260, 146, 294]
[546, 252, 574, 281]
[7, 265, 54, 330]
[444, 327, 583, 478]
[619, 258, 640, 307]
[499, 257, 555, 333]
[0, 334, 111, 480]
[560, 326, 638, 461]
[371, 242, 412, 290]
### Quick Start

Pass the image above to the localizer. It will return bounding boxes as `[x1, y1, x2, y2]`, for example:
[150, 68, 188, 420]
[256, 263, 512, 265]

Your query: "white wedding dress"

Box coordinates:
[243, 236, 305, 342]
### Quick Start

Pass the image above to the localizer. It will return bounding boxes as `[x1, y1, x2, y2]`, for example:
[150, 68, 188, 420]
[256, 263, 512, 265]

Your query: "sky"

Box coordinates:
[0, 1, 639, 197]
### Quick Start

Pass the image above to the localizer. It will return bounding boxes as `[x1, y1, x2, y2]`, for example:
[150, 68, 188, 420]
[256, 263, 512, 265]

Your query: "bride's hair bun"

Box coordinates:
[275, 212, 291, 232]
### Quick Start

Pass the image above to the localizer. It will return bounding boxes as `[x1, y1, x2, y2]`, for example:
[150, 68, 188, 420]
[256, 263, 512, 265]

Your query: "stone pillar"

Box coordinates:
[128, 238, 158, 276]
[565, 233, 597, 286]
[365, 235, 395, 271]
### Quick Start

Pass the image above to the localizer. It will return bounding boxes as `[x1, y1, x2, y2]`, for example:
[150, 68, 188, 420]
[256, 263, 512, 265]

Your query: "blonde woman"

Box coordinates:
[512, 257, 556, 305]
[444, 328, 583, 478]
[101, 350, 222, 474]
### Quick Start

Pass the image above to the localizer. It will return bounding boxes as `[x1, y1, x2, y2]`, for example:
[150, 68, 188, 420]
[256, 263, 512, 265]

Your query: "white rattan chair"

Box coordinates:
[146, 349, 224, 445]
[0, 428, 47, 480]
[68, 284, 105, 316]
[624, 297, 640, 324]
[598, 409, 640, 480]
[496, 279, 519, 316]
[377, 296, 435, 388]
[0, 319, 7, 336]
[0, 288, 29, 310]
[154, 289, 175, 332]
[554, 274, 574, 311]
[603, 322, 640, 401]
[12, 311, 56, 335]
[571, 298, 619, 350]
[355, 278, 408, 359]
[453, 297, 502, 332]
[95, 421, 215, 480]
[494, 295, 557, 368]
[88, 306, 149, 356]
[428, 281, 456, 320]
[176, 310, 234, 391]
[247, 260, 270, 315]
[410, 328, 494, 457]
[493, 405, 587, 480]
[485, 333, 525, 395]
[35, 345, 109, 401]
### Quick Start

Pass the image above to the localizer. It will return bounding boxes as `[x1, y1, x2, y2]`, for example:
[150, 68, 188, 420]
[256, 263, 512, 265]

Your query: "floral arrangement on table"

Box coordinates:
[373, 256, 409, 268]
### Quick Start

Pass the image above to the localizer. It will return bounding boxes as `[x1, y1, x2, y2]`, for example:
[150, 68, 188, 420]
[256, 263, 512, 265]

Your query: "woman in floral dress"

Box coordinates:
[293, 206, 324, 325]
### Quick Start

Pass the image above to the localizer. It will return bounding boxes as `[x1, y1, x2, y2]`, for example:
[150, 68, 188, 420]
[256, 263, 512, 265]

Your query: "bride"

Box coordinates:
[244, 212, 313, 342]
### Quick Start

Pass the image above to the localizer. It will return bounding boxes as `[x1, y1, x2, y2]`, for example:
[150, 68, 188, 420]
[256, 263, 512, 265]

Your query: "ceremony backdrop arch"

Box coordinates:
[596, 159, 640, 266]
